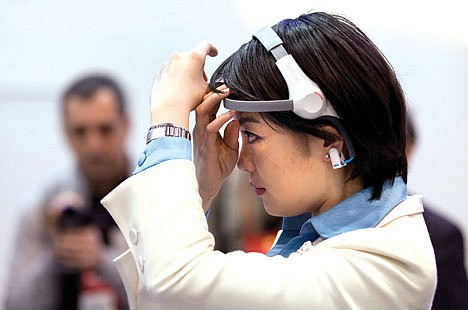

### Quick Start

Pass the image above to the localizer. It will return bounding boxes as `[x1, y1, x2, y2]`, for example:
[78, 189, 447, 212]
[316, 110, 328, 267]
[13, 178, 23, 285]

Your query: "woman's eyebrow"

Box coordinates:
[238, 116, 261, 126]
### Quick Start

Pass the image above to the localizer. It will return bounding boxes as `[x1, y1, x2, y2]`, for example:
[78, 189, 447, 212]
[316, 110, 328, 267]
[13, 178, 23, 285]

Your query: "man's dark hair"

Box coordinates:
[210, 12, 407, 200]
[61, 73, 127, 116]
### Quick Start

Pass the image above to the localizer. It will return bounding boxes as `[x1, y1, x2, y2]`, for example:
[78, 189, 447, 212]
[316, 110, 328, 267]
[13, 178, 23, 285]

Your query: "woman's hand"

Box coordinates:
[150, 41, 218, 129]
[193, 87, 240, 212]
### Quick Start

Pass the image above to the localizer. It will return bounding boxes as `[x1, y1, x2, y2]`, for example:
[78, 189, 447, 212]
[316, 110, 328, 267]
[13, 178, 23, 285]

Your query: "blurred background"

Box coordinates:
[1, 0, 467, 303]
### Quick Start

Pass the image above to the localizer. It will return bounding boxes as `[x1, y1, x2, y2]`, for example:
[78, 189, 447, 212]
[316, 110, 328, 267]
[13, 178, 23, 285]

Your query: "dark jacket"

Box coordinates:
[423, 206, 468, 310]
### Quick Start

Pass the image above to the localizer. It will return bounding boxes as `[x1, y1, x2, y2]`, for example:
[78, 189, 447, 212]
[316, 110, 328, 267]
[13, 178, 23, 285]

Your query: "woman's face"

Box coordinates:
[236, 112, 342, 217]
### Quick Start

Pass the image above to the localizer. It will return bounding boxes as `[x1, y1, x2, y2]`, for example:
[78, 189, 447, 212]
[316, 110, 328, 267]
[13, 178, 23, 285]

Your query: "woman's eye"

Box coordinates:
[242, 131, 259, 143]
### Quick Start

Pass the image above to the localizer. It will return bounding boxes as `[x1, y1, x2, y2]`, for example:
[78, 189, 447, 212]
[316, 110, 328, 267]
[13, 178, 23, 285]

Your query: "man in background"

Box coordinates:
[4, 74, 131, 309]
[407, 113, 468, 309]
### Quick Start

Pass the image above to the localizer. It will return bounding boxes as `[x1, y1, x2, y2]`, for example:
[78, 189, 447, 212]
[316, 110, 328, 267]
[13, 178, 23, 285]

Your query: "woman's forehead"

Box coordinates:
[235, 112, 263, 125]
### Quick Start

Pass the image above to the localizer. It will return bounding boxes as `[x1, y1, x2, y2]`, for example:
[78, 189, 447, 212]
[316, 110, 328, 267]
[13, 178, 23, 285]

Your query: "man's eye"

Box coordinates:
[99, 124, 114, 136]
[72, 126, 85, 137]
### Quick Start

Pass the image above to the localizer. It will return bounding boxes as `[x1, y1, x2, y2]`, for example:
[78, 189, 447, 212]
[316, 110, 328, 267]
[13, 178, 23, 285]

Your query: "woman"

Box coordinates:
[103, 12, 436, 309]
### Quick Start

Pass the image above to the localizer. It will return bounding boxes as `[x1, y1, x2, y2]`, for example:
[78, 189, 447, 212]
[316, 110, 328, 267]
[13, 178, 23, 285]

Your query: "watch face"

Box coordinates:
[146, 126, 166, 143]
[146, 123, 191, 144]
[156, 126, 168, 136]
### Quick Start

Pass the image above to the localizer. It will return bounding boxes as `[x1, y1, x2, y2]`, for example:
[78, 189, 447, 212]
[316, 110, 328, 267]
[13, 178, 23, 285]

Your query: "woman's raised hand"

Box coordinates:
[150, 41, 218, 129]
[193, 87, 240, 212]
[149, 41, 240, 211]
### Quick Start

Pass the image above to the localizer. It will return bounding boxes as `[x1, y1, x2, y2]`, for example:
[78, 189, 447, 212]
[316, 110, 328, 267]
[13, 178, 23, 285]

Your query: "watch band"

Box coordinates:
[146, 123, 191, 144]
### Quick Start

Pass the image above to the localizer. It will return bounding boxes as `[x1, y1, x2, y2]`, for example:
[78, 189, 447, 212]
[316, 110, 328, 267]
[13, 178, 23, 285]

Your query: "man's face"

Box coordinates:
[63, 88, 129, 184]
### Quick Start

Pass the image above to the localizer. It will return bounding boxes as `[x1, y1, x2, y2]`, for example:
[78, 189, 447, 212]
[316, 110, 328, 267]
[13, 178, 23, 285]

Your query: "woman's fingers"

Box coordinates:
[194, 40, 218, 58]
[204, 110, 236, 148]
[223, 120, 240, 151]
[196, 88, 230, 125]
[149, 41, 220, 128]
[206, 110, 236, 133]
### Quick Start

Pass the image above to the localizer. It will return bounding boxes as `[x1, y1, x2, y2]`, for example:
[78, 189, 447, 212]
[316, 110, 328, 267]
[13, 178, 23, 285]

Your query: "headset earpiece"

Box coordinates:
[329, 148, 345, 169]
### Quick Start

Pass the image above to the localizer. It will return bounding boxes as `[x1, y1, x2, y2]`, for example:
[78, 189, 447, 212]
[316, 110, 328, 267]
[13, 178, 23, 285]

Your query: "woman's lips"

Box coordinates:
[251, 184, 266, 196]
[250, 182, 265, 196]
[254, 188, 266, 196]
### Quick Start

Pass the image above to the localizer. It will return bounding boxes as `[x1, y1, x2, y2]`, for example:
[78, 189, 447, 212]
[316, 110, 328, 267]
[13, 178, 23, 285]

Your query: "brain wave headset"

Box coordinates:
[223, 26, 355, 169]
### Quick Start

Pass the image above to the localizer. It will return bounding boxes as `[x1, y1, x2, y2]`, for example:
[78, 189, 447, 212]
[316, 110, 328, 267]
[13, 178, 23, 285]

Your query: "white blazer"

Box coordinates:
[102, 159, 437, 310]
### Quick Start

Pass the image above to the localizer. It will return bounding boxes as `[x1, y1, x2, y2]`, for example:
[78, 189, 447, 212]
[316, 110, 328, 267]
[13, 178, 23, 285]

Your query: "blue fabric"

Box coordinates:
[267, 177, 407, 257]
[133, 137, 192, 174]
[133, 137, 212, 217]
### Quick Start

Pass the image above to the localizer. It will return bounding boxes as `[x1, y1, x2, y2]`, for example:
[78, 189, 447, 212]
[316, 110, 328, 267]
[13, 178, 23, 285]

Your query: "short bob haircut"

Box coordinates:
[210, 12, 407, 200]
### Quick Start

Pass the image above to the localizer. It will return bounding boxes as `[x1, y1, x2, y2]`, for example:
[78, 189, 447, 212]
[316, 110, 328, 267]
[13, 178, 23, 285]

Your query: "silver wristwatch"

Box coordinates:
[146, 123, 191, 144]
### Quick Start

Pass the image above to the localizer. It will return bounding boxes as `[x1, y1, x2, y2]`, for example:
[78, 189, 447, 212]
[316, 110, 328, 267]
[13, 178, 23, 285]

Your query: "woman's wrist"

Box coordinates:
[150, 106, 191, 130]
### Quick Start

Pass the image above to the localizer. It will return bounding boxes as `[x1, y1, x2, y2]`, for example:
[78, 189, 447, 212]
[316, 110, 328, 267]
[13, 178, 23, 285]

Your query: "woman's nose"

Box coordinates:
[237, 143, 255, 173]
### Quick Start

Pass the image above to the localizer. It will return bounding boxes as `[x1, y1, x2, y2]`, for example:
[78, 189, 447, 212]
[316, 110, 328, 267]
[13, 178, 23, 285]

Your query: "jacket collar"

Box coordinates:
[283, 177, 407, 239]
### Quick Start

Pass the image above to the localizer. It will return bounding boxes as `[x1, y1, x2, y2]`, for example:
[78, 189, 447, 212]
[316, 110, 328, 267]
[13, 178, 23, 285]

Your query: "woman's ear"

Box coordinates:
[325, 140, 345, 155]
[320, 125, 344, 155]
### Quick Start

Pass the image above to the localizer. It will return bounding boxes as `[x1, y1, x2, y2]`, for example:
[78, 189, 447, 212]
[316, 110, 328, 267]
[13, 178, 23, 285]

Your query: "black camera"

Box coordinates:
[56, 206, 92, 230]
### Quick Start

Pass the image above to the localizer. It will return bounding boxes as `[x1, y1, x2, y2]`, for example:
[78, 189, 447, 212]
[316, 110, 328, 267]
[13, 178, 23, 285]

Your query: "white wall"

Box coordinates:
[1, 0, 467, 304]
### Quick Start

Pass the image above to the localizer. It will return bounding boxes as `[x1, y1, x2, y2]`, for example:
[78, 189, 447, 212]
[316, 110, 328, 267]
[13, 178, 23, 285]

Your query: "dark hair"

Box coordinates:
[61, 73, 127, 116]
[210, 12, 407, 200]
[406, 111, 417, 144]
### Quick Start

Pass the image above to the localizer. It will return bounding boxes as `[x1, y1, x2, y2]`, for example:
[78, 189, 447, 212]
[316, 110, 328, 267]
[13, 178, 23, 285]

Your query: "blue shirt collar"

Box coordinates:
[282, 177, 407, 239]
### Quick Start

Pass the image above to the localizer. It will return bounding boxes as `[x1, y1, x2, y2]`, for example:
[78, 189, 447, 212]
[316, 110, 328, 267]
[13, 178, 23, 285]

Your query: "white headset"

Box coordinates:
[224, 27, 338, 119]
[223, 26, 355, 169]
[329, 147, 345, 169]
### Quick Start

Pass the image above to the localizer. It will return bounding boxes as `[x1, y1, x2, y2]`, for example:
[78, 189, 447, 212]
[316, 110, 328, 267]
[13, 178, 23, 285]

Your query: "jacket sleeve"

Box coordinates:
[102, 159, 436, 310]
[425, 209, 468, 309]
[3, 205, 60, 309]
[95, 228, 130, 309]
